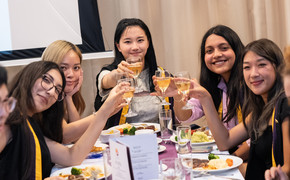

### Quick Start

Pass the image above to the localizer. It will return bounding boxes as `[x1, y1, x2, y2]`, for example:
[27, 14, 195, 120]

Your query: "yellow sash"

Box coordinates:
[271, 108, 277, 167]
[27, 119, 42, 180]
[218, 101, 243, 123]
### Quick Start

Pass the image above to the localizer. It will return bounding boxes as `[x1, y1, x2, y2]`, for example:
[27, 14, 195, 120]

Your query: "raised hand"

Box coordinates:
[101, 81, 128, 116]
[65, 69, 83, 97]
[265, 165, 289, 180]
[151, 75, 179, 97]
[188, 78, 211, 100]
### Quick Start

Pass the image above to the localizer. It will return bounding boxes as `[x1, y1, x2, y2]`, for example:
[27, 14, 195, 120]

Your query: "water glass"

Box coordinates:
[176, 125, 191, 154]
[160, 158, 183, 180]
[179, 155, 192, 180]
[159, 109, 173, 143]
[103, 147, 112, 180]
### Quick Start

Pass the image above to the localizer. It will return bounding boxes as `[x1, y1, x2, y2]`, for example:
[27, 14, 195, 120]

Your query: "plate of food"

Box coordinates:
[170, 129, 215, 146]
[109, 123, 160, 135]
[182, 153, 243, 173]
[190, 130, 215, 146]
[50, 164, 108, 179]
[66, 142, 108, 159]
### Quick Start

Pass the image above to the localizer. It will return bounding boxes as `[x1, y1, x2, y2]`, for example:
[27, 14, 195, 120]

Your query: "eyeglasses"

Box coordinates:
[0, 97, 16, 114]
[41, 74, 64, 101]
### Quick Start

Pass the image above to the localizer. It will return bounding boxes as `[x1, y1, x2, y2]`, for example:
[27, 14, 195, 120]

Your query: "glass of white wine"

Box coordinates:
[155, 69, 171, 105]
[118, 77, 137, 117]
[174, 71, 193, 110]
[126, 57, 143, 93]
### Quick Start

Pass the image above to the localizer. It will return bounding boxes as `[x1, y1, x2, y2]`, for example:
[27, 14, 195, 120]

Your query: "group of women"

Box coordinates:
[0, 17, 289, 180]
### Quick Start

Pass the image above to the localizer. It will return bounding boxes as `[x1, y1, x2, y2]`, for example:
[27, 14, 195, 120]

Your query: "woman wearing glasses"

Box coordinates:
[0, 61, 126, 179]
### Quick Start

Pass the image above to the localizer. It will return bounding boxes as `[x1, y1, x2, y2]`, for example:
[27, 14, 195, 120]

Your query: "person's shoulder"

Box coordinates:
[276, 95, 290, 122]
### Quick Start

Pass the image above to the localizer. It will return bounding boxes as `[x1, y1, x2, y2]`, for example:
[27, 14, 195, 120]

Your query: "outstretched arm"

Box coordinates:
[46, 83, 127, 166]
[188, 78, 248, 150]
[151, 75, 193, 121]
[102, 61, 133, 90]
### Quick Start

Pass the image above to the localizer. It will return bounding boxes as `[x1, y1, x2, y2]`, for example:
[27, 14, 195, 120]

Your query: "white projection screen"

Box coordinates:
[0, 0, 105, 61]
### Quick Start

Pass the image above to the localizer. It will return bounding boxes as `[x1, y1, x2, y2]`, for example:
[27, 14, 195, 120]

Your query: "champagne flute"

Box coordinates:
[174, 71, 193, 110]
[118, 77, 137, 117]
[126, 57, 143, 93]
[155, 69, 171, 105]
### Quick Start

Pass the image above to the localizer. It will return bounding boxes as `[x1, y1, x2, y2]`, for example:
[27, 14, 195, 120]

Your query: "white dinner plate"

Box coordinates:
[66, 142, 108, 159]
[190, 154, 243, 172]
[157, 137, 162, 144]
[109, 123, 160, 134]
[170, 135, 178, 143]
[158, 145, 166, 153]
[170, 135, 215, 146]
[50, 164, 109, 179]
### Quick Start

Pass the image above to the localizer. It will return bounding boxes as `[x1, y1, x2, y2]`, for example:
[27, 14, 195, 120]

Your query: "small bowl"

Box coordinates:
[135, 129, 154, 135]
[99, 129, 120, 143]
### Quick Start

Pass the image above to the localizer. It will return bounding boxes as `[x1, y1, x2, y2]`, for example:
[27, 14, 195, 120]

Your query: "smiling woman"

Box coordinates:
[94, 18, 175, 129]
[0, 61, 126, 179]
[42, 40, 88, 144]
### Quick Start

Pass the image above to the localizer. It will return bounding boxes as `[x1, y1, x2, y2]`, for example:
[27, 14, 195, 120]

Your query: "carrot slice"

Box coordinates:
[226, 158, 233, 166]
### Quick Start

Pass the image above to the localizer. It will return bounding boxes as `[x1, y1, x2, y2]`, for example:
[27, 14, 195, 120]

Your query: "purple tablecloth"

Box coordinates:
[158, 141, 178, 162]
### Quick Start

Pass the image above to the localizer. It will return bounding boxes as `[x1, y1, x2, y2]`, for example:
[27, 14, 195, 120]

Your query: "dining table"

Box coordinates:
[51, 134, 245, 180]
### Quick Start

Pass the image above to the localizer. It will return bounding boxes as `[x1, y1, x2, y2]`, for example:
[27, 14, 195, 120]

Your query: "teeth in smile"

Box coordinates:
[214, 61, 225, 65]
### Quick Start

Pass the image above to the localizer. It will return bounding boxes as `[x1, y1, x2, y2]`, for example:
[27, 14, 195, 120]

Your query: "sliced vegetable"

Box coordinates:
[226, 158, 233, 166]
[208, 153, 220, 160]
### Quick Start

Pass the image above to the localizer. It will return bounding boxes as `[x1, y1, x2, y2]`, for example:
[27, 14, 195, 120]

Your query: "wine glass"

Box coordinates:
[155, 69, 171, 105]
[117, 77, 137, 117]
[174, 71, 193, 110]
[126, 57, 143, 93]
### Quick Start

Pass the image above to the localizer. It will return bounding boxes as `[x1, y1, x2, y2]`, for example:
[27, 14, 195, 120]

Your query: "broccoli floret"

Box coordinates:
[128, 126, 136, 135]
[71, 167, 82, 175]
[123, 128, 128, 134]
[175, 136, 178, 142]
[208, 153, 220, 160]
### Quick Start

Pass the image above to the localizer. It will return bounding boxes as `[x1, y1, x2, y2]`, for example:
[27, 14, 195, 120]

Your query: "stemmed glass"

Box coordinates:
[174, 71, 193, 110]
[126, 57, 143, 93]
[155, 69, 171, 105]
[117, 77, 137, 117]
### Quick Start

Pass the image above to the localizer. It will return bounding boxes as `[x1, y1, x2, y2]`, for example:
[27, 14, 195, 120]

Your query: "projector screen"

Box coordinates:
[0, 0, 105, 61]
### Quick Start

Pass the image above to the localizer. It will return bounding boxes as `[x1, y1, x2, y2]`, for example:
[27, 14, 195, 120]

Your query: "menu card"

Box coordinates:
[109, 134, 159, 180]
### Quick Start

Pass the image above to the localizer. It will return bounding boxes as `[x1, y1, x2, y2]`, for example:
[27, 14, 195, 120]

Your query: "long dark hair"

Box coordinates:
[199, 25, 244, 122]
[241, 39, 284, 140]
[107, 18, 157, 92]
[7, 61, 65, 179]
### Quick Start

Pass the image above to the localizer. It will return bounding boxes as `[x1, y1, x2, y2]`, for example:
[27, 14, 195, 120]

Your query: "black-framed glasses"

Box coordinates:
[0, 97, 17, 114]
[41, 74, 64, 101]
